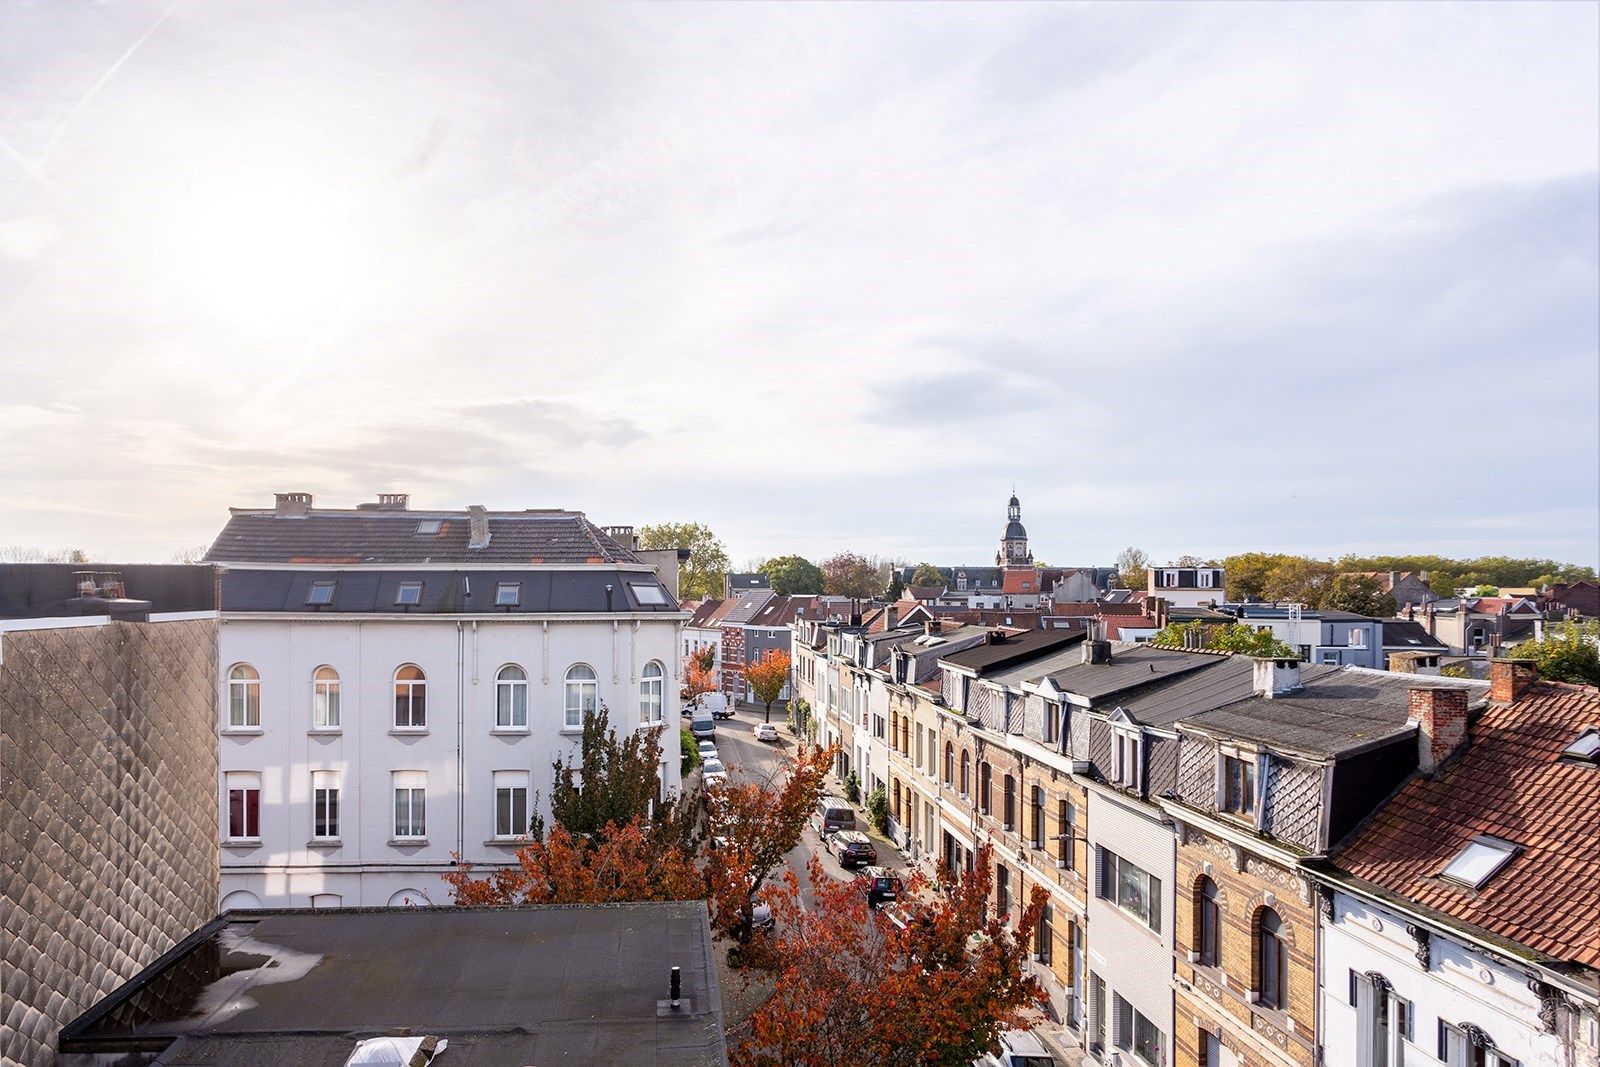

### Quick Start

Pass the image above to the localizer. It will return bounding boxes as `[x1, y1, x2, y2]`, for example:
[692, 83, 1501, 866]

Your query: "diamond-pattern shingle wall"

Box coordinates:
[1262, 756, 1324, 851]
[1, 618, 218, 1067]
[1177, 734, 1218, 808]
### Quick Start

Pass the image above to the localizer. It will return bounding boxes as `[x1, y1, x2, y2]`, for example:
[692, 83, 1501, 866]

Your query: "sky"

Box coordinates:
[0, 1, 1596, 570]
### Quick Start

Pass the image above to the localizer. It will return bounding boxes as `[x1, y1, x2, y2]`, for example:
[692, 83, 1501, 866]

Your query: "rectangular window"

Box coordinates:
[312, 770, 340, 840]
[306, 580, 336, 605]
[1322, 650, 1341, 664]
[1099, 847, 1161, 932]
[1439, 1022, 1512, 1067]
[1114, 732, 1142, 790]
[630, 582, 668, 606]
[1058, 800, 1075, 870]
[395, 581, 423, 606]
[1353, 971, 1415, 1067]
[996, 865, 1010, 921]
[495, 581, 520, 606]
[1349, 628, 1368, 648]
[1222, 755, 1256, 816]
[225, 771, 261, 840]
[494, 770, 530, 838]
[1036, 904, 1052, 964]
[393, 771, 427, 839]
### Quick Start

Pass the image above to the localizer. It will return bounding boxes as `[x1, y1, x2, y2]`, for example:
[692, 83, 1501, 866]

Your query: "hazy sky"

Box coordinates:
[1, 2, 1596, 569]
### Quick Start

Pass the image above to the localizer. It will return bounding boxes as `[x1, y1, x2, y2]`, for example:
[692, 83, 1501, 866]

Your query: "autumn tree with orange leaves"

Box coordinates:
[682, 649, 718, 710]
[743, 648, 791, 723]
[732, 842, 1047, 1067]
[706, 740, 834, 951]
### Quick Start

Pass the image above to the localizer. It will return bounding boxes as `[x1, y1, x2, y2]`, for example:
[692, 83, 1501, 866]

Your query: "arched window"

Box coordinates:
[1196, 876, 1220, 967]
[943, 743, 953, 786]
[221, 889, 263, 911]
[1257, 907, 1285, 1009]
[387, 888, 428, 908]
[1003, 774, 1016, 831]
[1031, 785, 1045, 848]
[565, 663, 597, 727]
[312, 666, 340, 729]
[227, 664, 260, 728]
[496, 665, 528, 729]
[960, 750, 971, 797]
[393, 665, 426, 728]
[639, 660, 665, 724]
[979, 762, 993, 814]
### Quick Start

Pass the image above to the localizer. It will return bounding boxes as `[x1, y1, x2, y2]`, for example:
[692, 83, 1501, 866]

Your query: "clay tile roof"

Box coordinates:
[1002, 570, 1041, 594]
[1333, 681, 1600, 969]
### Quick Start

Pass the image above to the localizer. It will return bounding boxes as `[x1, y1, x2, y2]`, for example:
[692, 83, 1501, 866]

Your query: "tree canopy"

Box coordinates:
[909, 562, 946, 587]
[1512, 622, 1600, 686]
[1114, 547, 1149, 591]
[1221, 552, 1595, 606]
[1320, 573, 1398, 617]
[639, 522, 730, 600]
[1151, 621, 1296, 658]
[745, 648, 792, 723]
[821, 552, 881, 599]
[760, 555, 825, 596]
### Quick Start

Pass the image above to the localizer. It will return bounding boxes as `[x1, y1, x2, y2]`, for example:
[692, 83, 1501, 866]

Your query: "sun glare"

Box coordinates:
[170, 179, 363, 335]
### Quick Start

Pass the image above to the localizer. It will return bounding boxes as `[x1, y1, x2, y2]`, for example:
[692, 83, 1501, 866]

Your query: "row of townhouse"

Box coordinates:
[793, 612, 1600, 1067]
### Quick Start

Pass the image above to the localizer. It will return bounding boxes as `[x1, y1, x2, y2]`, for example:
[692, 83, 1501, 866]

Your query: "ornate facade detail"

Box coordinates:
[1193, 974, 1224, 1002]
[1404, 923, 1431, 970]
[1317, 887, 1335, 922]
[1244, 856, 1302, 896]
[1189, 830, 1235, 865]
[1456, 1022, 1495, 1049]
[1365, 971, 1393, 996]
[1252, 1013, 1291, 1049]
[1527, 978, 1561, 1034]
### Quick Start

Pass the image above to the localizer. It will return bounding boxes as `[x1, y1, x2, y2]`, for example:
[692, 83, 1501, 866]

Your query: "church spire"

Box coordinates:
[998, 491, 1031, 566]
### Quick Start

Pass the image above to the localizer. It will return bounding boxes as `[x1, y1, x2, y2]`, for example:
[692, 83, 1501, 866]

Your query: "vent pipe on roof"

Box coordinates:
[467, 505, 491, 550]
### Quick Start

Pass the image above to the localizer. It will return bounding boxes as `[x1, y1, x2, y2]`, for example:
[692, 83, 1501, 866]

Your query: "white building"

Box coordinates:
[207, 493, 685, 909]
[1148, 562, 1226, 609]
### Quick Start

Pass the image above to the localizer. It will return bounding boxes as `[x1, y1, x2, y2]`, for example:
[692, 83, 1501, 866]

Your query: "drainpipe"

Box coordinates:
[456, 621, 465, 863]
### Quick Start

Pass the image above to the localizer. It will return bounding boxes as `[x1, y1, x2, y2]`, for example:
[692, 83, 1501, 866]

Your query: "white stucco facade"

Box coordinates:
[216, 614, 682, 908]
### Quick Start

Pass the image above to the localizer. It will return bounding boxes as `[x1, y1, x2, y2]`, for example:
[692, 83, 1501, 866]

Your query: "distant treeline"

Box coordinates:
[1218, 553, 1596, 608]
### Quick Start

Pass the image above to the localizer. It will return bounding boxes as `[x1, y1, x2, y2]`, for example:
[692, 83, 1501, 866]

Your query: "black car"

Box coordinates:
[829, 830, 877, 869]
[861, 866, 902, 908]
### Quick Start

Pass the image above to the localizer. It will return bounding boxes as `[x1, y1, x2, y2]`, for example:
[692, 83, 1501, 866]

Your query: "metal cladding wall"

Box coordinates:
[0, 617, 219, 1066]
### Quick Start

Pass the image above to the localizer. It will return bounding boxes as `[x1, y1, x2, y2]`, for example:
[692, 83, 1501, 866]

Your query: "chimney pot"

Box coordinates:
[1410, 685, 1469, 774]
[274, 492, 313, 517]
[377, 493, 409, 510]
[1489, 658, 1536, 704]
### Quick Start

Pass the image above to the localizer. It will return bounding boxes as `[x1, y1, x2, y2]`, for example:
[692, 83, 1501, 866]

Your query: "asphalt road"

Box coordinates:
[693, 702, 908, 911]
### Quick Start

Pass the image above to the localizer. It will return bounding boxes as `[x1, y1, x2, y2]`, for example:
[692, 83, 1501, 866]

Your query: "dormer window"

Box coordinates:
[1440, 835, 1520, 888]
[1221, 754, 1256, 816]
[495, 582, 520, 607]
[416, 520, 442, 535]
[306, 581, 336, 606]
[395, 581, 423, 606]
[1111, 728, 1142, 791]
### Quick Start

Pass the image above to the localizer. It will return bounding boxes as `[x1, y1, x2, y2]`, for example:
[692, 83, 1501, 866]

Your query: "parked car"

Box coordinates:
[752, 722, 779, 742]
[701, 756, 727, 789]
[860, 866, 902, 908]
[828, 830, 878, 868]
[696, 740, 718, 760]
[810, 796, 856, 836]
[972, 1029, 1056, 1067]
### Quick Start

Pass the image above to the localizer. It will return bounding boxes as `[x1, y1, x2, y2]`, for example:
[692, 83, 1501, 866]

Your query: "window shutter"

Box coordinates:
[1437, 1020, 1449, 1062]
[1149, 876, 1162, 934]
[1349, 968, 1359, 1006]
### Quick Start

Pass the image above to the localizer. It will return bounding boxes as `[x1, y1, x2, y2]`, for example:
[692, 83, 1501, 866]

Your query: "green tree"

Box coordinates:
[761, 555, 825, 596]
[1151, 621, 1295, 658]
[822, 552, 881, 599]
[640, 522, 730, 601]
[1261, 557, 1337, 608]
[1320, 574, 1398, 617]
[865, 787, 889, 835]
[551, 705, 697, 854]
[1113, 547, 1149, 591]
[1222, 552, 1296, 602]
[681, 727, 702, 774]
[885, 572, 906, 601]
[910, 562, 946, 587]
[1511, 623, 1600, 686]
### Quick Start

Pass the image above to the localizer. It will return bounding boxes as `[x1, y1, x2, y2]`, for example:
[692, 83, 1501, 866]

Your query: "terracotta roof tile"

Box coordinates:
[1334, 681, 1600, 969]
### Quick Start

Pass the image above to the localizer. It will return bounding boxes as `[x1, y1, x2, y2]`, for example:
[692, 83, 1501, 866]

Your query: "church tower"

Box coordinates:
[997, 492, 1033, 567]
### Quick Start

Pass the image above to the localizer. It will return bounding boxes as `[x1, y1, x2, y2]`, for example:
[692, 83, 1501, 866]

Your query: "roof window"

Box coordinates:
[1561, 728, 1600, 765]
[1439, 835, 1519, 888]
[306, 580, 336, 606]
[395, 581, 423, 606]
[495, 581, 520, 607]
[630, 583, 668, 606]
[416, 520, 442, 535]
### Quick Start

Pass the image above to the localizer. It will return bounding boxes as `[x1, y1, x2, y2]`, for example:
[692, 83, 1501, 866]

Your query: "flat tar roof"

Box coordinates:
[60, 903, 727, 1067]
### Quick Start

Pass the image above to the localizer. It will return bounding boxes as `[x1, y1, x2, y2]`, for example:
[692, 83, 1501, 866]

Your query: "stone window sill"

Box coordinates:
[307, 728, 342, 737]
[559, 725, 584, 736]
[222, 838, 262, 849]
[389, 727, 429, 737]
[307, 838, 342, 848]
[484, 836, 530, 847]
[490, 727, 531, 736]
[222, 727, 263, 737]
[389, 838, 429, 847]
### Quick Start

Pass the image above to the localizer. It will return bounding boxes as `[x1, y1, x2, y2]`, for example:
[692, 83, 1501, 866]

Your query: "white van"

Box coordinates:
[690, 707, 716, 740]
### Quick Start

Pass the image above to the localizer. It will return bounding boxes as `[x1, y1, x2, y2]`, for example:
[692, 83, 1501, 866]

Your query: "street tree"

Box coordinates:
[733, 843, 1046, 1067]
[1113, 547, 1149, 591]
[744, 648, 792, 723]
[443, 817, 703, 906]
[821, 552, 880, 599]
[639, 522, 730, 600]
[1510, 622, 1600, 686]
[1151, 621, 1295, 658]
[760, 555, 825, 596]
[682, 650, 718, 710]
[549, 705, 697, 855]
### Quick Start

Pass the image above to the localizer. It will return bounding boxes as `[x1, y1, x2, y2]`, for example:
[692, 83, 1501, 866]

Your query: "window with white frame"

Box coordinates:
[1221, 753, 1256, 817]
[1044, 700, 1061, 744]
[1440, 836, 1519, 889]
[306, 580, 336, 606]
[225, 771, 261, 841]
[1349, 627, 1368, 648]
[1350, 971, 1412, 1067]
[1112, 994, 1163, 1066]
[1322, 651, 1341, 664]
[395, 580, 423, 606]
[227, 664, 260, 728]
[494, 770, 530, 838]
[565, 663, 597, 727]
[1198, 570, 1214, 588]
[1058, 800, 1075, 870]
[393, 664, 426, 728]
[393, 771, 427, 839]
[312, 770, 340, 840]
[495, 664, 528, 728]
[1112, 728, 1142, 791]
[639, 660, 665, 724]
[495, 581, 520, 606]
[1098, 847, 1161, 932]
[312, 666, 340, 729]
[1439, 1021, 1514, 1067]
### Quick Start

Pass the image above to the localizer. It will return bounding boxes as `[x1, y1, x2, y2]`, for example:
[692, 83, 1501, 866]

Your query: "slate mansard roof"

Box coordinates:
[206, 506, 640, 565]
[220, 568, 679, 615]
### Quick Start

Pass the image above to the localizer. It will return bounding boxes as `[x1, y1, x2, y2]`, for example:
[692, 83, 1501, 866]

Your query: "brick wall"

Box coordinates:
[1, 618, 219, 1066]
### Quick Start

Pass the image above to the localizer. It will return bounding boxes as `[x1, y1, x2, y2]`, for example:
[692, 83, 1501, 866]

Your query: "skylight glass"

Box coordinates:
[395, 581, 423, 606]
[1440, 837, 1518, 888]
[495, 582, 520, 607]
[416, 520, 442, 535]
[630, 583, 668, 606]
[1562, 729, 1600, 763]
[305, 581, 336, 606]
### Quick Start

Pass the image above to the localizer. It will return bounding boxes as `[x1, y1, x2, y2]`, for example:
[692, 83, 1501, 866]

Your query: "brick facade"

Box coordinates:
[1173, 825, 1317, 1067]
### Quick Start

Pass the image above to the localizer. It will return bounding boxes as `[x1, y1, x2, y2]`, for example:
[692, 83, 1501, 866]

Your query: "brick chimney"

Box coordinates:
[466, 505, 491, 550]
[1409, 685, 1469, 775]
[1150, 596, 1169, 630]
[274, 492, 313, 517]
[1489, 658, 1537, 704]
[886, 604, 898, 630]
[1389, 651, 1440, 676]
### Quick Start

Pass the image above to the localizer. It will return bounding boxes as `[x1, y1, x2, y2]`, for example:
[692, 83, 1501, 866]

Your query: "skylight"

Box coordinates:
[1562, 729, 1600, 765]
[395, 581, 423, 606]
[1439, 836, 1519, 888]
[495, 582, 520, 607]
[630, 583, 668, 606]
[416, 520, 442, 535]
[305, 581, 336, 606]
